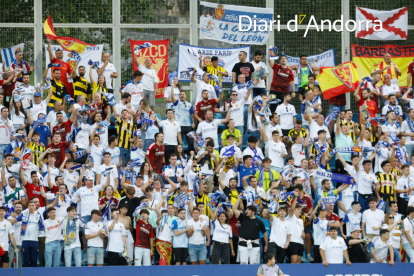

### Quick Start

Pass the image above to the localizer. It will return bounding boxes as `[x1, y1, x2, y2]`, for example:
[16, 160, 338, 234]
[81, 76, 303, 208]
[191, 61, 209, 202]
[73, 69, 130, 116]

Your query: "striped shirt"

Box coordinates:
[375, 172, 397, 201]
[28, 142, 45, 167]
[73, 76, 92, 102]
[116, 118, 136, 149]
[203, 64, 226, 86]
[49, 79, 66, 107]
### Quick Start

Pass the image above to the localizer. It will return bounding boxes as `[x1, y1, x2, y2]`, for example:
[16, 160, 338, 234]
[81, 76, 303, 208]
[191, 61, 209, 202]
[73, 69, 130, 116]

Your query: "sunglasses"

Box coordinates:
[389, 217, 394, 219]
[231, 94, 238, 96]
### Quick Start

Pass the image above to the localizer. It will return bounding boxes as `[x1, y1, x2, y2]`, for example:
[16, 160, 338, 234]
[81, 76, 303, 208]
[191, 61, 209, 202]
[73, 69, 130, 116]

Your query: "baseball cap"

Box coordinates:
[84, 175, 94, 181]
[351, 225, 362, 232]
[34, 91, 42, 97]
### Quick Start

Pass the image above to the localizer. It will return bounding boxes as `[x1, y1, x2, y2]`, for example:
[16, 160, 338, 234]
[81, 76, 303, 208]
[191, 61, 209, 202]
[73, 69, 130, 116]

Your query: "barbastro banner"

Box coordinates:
[45, 44, 103, 82]
[177, 43, 251, 83]
[285, 48, 336, 89]
[129, 39, 169, 98]
[351, 44, 414, 90]
[199, 1, 273, 45]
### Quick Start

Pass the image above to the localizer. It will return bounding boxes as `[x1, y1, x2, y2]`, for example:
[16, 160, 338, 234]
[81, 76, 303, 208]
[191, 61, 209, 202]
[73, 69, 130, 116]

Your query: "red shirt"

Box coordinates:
[99, 196, 119, 207]
[46, 142, 67, 168]
[1, 81, 16, 97]
[135, 219, 155, 248]
[408, 61, 414, 86]
[326, 212, 339, 223]
[229, 215, 240, 237]
[357, 98, 379, 126]
[51, 58, 72, 85]
[329, 94, 346, 105]
[290, 195, 313, 214]
[25, 182, 47, 207]
[146, 142, 165, 173]
[52, 120, 72, 143]
[195, 99, 218, 121]
[11, 61, 31, 79]
[89, 102, 107, 124]
[270, 64, 294, 93]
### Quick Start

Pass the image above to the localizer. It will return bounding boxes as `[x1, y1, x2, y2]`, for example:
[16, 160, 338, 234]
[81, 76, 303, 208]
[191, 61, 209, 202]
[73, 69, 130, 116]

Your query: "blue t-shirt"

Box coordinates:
[33, 124, 50, 146]
[236, 164, 256, 190]
[173, 100, 194, 127]
[171, 218, 189, 248]
[256, 215, 271, 238]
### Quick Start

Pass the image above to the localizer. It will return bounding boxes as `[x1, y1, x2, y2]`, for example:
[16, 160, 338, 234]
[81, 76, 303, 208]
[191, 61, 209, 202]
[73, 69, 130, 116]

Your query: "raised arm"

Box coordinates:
[233, 197, 242, 218]
[47, 38, 55, 62]
[191, 67, 197, 84]
[354, 83, 362, 103]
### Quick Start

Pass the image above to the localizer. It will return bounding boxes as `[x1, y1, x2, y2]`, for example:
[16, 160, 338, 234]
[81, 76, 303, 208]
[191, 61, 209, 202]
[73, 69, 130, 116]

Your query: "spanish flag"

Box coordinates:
[317, 61, 360, 100]
[43, 15, 95, 54]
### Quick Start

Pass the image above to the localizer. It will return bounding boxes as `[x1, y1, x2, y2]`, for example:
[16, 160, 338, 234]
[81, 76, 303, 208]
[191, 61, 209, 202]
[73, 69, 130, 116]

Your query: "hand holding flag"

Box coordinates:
[134, 42, 152, 55]
[88, 60, 100, 70]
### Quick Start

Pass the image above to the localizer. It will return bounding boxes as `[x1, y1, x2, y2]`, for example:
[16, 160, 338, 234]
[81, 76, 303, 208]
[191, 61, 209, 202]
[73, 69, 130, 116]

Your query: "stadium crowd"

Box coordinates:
[0, 41, 414, 271]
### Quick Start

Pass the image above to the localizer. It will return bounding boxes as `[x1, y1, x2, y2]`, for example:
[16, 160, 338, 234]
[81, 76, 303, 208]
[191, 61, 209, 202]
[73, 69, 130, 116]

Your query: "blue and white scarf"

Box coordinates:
[174, 192, 189, 209]
[132, 201, 149, 218]
[21, 210, 45, 236]
[324, 106, 340, 128]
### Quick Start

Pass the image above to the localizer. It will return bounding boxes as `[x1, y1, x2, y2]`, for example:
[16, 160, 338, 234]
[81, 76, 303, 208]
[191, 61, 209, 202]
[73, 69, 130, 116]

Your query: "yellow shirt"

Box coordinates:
[221, 129, 242, 146]
[204, 64, 226, 86]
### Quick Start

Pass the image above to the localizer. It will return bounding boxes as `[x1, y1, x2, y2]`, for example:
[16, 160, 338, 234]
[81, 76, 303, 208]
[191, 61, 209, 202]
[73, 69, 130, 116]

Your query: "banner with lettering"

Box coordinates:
[44, 44, 103, 82]
[199, 1, 273, 45]
[129, 39, 169, 98]
[351, 44, 414, 91]
[285, 48, 336, 90]
[177, 43, 250, 83]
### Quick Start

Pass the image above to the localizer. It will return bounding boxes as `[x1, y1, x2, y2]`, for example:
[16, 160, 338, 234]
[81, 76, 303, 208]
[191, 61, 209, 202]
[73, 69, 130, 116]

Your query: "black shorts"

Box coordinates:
[174, 247, 188, 263]
[304, 222, 312, 234]
[289, 242, 304, 257]
[0, 251, 9, 264]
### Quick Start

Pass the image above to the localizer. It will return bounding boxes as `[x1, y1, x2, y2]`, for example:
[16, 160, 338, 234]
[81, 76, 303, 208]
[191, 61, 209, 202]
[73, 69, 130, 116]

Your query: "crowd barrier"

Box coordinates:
[4, 263, 413, 276]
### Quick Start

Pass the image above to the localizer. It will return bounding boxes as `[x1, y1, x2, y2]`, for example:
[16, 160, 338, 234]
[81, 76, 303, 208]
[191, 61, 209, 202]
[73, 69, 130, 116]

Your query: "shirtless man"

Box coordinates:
[118, 203, 133, 264]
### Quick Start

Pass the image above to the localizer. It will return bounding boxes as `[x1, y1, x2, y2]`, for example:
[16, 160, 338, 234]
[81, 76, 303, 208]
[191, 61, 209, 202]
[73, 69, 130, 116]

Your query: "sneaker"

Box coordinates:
[307, 253, 314, 262]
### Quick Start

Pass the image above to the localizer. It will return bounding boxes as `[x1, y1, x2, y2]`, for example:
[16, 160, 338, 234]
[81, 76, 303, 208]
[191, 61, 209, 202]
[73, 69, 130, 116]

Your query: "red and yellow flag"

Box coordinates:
[43, 15, 95, 54]
[317, 61, 360, 100]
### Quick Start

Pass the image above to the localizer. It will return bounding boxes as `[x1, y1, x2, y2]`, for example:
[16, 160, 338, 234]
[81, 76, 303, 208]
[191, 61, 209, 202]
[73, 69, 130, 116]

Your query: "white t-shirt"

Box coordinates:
[0, 117, 14, 145]
[90, 144, 104, 172]
[269, 217, 292, 247]
[73, 184, 104, 217]
[74, 122, 90, 149]
[220, 145, 242, 160]
[381, 83, 400, 105]
[401, 119, 414, 143]
[244, 185, 266, 198]
[46, 194, 72, 220]
[265, 140, 287, 168]
[19, 84, 36, 103]
[47, 110, 68, 130]
[90, 123, 109, 148]
[265, 123, 283, 139]
[375, 147, 391, 173]
[138, 63, 158, 91]
[187, 218, 207, 245]
[3, 164, 22, 188]
[343, 212, 362, 237]
[276, 104, 297, 130]
[287, 214, 304, 244]
[105, 147, 121, 165]
[98, 61, 116, 89]
[381, 104, 403, 117]
[98, 164, 118, 188]
[31, 100, 48, 122]
[0, 219, 14, 251]
[85, 220, 105, 247]
[347, 168, 378, 195]
[381, 122, 400, 136]
[309, 120, 331, 141]
[123, 81, 143, 105]
[370, 236, 389, 263]
[44, 218, 62, 243]
[159, 119, 181, 146]
[251, 60, 268, 88]
[212, 220, 232, 243]
[247, 113, 262, 132]
[10, 109, 26, 125]
[233, 85, 252, 105]
[41, 164, 61, 188]
[292, 143, 306, 167]
[320, 236, 347, 264]
[106, 220, 127, 253]
[62, 169, 79, 193]
[195, 79, 216, 104]
[402, 217, 414, 245]
[164, 86, 180, 109]
[220, 99, 245, 127]
[362, 209, 384, 235]
[196, 119, 221, 148]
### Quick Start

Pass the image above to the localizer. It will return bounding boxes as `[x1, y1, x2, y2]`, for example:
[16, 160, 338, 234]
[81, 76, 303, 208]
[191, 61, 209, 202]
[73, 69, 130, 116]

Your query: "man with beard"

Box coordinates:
[47, 38, 73, 97]
[276, 93, 297, 137]
[8, 202, 23, 268]
[250, 51, 269, 97]
[354, 84, 379, 125]
[71, 63, 92, 104]
[382, 94, 403, 124]
[268, 55, 295, 112]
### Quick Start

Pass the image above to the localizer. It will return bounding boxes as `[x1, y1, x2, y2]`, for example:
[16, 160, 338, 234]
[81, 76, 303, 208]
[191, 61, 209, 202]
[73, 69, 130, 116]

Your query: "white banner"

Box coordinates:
[1, 43, 25, 68]
[285, 48, 336, 89]
[44, 44, 103, 82]
[177, 43, 250, 83]
[199, 1, 273, 45]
